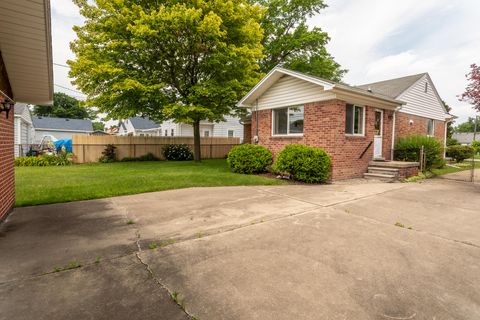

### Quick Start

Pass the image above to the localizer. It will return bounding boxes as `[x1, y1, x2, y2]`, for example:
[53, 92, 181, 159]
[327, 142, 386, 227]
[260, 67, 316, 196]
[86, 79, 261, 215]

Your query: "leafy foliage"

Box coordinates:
[394, 135, 444, 170]
[15, 153, 74, 167]
[99, 144, 117, 163]
[460, 64, 480, 112]
[272, 144, 331, 183]
[454, 116, 480, 133]
[227, 144, 273, 174]
[446, 145, 475, 163]
[256, 0, 346, 81]
[92, 121, 105, 131]
[446, 137, 460, 146]
[33, 92, 95, 119]
[121, 153, 159, 162]
[69, 0, 264, 161]
[472, 140, 480, 154]
[162, 144, 194, 161]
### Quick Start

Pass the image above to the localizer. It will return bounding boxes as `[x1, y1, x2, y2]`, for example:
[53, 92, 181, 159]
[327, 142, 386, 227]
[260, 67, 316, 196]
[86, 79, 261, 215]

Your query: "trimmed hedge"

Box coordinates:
[227, 144, 273, 174]
[446, 145, 474, 163]
[15, 152, 74, 167]
[394, 135, 443, 170]
[162, 144, 193, 161]
[273, 144, 331, 183]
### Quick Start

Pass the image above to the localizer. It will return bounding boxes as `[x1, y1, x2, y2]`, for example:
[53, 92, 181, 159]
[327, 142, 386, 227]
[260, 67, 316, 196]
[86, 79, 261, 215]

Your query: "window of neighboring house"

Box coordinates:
[171, 129, 174, 136]
[164, 129, 168, 136]
[228, 130, 234, 137]
[204, 130, 210, 137]
[345, 104, 365, 135]
[427, 119, 435, 136]
[272, 105, 304, 135]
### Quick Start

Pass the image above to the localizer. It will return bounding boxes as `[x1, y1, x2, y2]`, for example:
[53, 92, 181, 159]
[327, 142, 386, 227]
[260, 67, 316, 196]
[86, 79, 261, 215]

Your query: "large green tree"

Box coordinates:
[33, 92, 94, 119]
[455, 117, 480, 133]
[256, 0, 346, 81]
[69, 0, 263, 161]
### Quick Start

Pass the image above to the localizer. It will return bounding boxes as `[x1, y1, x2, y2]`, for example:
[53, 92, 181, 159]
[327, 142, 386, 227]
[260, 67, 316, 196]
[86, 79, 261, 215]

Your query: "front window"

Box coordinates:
[272, 105, 304, 135]
[345, 104, 365, 135]
[204, 130, 210, 137]
[228, 130, 234, 137]
[427, 119, 434, 136]
[171, 129, 174, 136]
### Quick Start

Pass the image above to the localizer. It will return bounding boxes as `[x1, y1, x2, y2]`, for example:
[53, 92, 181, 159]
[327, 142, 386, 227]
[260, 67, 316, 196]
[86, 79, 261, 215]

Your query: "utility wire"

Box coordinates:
[54, 83, 86, 96]
[53, 62, 70, 68]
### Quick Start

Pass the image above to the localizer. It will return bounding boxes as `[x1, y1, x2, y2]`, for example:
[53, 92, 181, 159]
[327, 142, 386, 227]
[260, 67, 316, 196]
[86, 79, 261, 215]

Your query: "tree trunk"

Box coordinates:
[193, 120, 201, 162]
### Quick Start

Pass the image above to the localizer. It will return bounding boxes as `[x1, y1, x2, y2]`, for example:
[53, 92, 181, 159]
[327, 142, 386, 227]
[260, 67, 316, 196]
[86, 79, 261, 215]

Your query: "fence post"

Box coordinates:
[83, 144, 85, 163]
[419, 146, 424, 172]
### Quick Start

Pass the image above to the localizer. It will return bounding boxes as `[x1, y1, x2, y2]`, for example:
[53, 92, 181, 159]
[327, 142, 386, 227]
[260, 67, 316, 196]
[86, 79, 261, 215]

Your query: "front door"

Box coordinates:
[373, 110, 383, 159]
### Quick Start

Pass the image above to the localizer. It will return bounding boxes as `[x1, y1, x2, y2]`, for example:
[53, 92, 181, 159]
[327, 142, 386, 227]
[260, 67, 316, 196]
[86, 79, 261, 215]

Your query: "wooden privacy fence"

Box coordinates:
[72, 135, 240, 163]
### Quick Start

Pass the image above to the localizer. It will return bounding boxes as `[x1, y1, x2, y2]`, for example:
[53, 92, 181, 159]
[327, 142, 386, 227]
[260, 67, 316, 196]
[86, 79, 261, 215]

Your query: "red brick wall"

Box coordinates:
[0, 96, 15, 221]
[252, 99, 394, 180]
[243, 123, 252, 144]
[395, 112, 446, 145]
[0, 52, 15, 221]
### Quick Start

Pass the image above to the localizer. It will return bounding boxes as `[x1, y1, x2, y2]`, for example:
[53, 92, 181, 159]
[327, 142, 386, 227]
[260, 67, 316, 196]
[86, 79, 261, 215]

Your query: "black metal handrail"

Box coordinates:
[358, 141, 373, 159]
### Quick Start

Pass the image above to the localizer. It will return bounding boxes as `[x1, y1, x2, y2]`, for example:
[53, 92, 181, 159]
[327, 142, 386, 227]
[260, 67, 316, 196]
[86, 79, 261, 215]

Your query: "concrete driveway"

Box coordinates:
[1, 178, 480, 319]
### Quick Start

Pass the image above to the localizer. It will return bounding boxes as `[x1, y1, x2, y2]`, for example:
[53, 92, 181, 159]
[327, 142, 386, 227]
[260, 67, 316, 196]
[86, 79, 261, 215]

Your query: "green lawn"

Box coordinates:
[15, 159, 285, 207]
[431, 161, 480, 176]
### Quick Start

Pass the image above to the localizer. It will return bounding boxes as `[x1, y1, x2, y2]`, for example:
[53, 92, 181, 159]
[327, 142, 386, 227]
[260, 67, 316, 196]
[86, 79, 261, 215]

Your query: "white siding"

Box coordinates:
[257, 75, 335, 110]
[178, 123, 213, 137]
[212, 116, 244, 140]
[161, 120, 180, 136]
[397, 75, 447, 121]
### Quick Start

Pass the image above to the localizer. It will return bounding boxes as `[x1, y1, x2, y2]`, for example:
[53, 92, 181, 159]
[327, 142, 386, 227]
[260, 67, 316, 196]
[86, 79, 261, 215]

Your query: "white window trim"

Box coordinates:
[427, 119, 435, 137]
[271, 105, 304, 137]
[345, 104, 366, 137]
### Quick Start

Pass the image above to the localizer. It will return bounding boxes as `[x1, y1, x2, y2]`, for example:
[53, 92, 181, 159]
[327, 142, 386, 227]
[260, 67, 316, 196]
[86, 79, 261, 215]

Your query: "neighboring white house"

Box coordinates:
[452, 132, 479, 145]
[118, 116, 244, 140]
[32, 116, 94, 143]
[14, 103, 34, 157]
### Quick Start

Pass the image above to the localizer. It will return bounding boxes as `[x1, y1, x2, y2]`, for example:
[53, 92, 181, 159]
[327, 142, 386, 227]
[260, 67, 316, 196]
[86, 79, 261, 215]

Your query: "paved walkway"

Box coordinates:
[1, 179, 480, 319]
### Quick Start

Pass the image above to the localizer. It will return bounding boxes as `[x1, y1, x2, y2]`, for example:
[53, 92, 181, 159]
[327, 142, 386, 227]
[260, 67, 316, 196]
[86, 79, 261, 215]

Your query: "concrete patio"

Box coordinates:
[1, 178, 480, 319]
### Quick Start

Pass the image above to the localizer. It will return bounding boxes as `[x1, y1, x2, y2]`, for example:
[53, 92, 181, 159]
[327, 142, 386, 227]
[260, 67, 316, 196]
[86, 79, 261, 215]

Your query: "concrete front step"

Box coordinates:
[363, 172, 397, 182]
[367, 166, 399, 176]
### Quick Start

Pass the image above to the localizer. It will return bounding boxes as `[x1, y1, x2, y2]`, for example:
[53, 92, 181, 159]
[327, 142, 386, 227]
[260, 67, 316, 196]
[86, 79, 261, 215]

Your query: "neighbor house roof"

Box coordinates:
[32, 116, 93, 132]
[0, 0, 54, 104]
[238, 67, 405, 109]
[128, 117, 161, 130]
[357, 73, 427, 98]
[452, 132, 480, 144]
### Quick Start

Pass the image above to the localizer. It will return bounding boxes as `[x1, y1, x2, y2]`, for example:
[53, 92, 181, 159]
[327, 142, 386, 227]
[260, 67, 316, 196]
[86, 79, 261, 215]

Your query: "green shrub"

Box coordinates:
[227, 144, 273, 174]
[272, 144, 331, 183]
[472, 140, 480, 154]
[121, 153, 159, 162]
[99, 144, 117, 163]
[162, 144, 193, 161]
[446, 145, 474, 163]
[15, 152, 74, 167]
[446, 137, 460, 146]
[394, 135, 443, 170]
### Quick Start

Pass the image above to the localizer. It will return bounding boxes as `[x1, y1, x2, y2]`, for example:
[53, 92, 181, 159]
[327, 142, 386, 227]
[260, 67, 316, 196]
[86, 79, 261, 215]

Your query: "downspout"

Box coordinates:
[443, 120, 448, 158]
[255, 99, 259, 144]
[391, 109, 397, 160]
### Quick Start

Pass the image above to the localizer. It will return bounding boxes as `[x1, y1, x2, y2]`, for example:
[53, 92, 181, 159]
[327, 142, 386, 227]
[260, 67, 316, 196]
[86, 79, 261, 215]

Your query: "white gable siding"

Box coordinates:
[257, 75, 335, 110]
[397, 75, 446, 121]
[212, 116, 243, 139]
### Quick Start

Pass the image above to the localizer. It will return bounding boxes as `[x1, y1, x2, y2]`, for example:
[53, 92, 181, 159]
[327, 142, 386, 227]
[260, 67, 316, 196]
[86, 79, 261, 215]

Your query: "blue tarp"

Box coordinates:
[54, 139, 72, 153]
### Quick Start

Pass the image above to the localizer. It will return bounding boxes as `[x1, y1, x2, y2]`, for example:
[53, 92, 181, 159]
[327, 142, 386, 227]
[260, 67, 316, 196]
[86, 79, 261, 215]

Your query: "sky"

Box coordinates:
[51, 0, 480, 124]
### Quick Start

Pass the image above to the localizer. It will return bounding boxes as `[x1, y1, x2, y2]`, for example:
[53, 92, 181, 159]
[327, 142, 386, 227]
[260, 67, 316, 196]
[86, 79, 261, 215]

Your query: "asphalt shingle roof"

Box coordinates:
[32, 116, 93, 132]
[128, 116, 161, 129]
[357, 73, 426, 98]
[452, 132, 480, 144]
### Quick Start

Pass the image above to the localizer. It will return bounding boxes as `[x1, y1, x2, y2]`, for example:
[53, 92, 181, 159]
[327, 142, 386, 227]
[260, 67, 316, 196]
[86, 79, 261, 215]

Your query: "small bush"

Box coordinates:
[99, 144, 117, 163]
[121, 153, 159, 162]
[472, 140, 480, 154]
[162, 144, 193, 161]
[446, 145, 474, 163]
[394, 135, 443, 170]
[15, 152, 74, 167]
[227, 144, 273, 174]
[272, 144, 331, 183]
[446, 137, 460, 146]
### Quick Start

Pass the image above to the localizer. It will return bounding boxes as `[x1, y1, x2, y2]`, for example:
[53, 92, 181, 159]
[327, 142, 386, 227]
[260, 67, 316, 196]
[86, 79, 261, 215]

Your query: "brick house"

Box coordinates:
[238, 67, 453, 180]
[0, 0, 53, 221]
